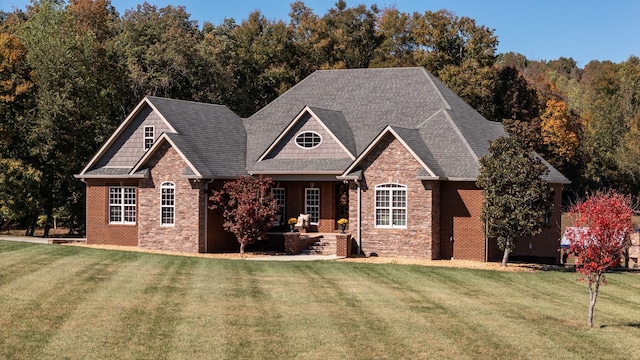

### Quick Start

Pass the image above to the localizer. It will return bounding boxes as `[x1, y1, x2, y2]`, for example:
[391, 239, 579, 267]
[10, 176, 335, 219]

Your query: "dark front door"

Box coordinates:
[335, 183, 349, 229]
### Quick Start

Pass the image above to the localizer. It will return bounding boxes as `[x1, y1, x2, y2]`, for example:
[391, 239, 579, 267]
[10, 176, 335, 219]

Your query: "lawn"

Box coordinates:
[1, 242, 639, 359]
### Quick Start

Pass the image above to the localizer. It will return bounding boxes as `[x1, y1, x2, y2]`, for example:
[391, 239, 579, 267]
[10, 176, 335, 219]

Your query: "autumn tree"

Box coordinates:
[209, 176, 280, 254]
[565, 190, 635, 328]
[477, 135, 553, 266]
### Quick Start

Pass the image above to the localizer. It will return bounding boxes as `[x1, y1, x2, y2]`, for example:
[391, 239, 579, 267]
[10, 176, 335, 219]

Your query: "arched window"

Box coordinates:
[160, 181, 175, 226]
[374, 183, 407, 228]
[295, 131, 322, 149]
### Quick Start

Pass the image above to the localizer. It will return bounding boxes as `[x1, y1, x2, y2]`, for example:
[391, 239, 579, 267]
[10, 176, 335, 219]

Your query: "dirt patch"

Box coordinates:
[338, 257, 558, 272]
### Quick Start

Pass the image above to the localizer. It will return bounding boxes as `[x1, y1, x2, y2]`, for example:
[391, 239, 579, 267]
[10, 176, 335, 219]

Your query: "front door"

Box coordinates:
[335, 183, 349, 229]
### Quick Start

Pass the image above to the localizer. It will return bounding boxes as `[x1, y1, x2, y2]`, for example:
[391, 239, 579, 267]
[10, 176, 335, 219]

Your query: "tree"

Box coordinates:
[565, 190, 635, 328]
[476, 135, 553, 266]
[209, 176, 280, 254]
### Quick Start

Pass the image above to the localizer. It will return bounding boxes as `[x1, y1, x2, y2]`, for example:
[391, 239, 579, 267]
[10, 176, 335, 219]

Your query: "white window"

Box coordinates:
[271, 188, 285, 225]
[295, 131, 322, 149]
[144, 126, 155, 150]
[161, 181, 175, 226]
[375, 184, 406, 228]
[109, 187, 136, 224]
[305, 188, 320, 224]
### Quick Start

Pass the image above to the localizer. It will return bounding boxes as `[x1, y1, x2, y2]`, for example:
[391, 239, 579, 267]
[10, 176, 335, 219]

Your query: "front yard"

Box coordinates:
[1, 241, 639, 359]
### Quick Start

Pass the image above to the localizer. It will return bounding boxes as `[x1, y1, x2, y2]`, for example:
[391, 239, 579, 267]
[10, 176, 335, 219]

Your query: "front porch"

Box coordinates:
[248, 232, 356, 257]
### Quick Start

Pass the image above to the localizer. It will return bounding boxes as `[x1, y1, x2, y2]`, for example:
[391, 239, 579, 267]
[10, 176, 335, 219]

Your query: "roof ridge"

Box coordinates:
[442, 109, 479, 162]
[419, 68, 452, 110]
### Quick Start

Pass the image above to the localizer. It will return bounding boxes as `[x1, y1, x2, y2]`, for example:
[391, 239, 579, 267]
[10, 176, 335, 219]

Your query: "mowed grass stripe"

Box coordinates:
[1, 241, 639, 359]
[0, 245, 140, 358]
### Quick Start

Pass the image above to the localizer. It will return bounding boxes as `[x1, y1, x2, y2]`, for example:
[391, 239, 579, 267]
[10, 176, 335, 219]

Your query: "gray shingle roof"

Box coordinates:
[146, 96, 247, 177]
[245, 67, 568, 183]
[307, 107, 357, 157]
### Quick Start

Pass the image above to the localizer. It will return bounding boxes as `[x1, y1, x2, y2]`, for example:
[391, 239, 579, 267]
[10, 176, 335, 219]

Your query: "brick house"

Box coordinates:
[76, 67, 569, 262]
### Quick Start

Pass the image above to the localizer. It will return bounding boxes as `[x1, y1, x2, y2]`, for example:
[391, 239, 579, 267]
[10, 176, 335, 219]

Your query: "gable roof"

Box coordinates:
[246, 67, 569, 183]
[77, 96, 247, 179]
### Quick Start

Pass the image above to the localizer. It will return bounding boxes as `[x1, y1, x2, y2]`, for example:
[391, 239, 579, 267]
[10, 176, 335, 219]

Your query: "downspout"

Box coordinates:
[485, 218, 489, 262]
[354, 178, 362, 255]
[204, 178, 215, 253]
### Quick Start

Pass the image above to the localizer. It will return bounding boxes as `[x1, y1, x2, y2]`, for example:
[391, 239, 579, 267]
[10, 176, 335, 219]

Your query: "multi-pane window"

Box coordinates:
[161, 181, 175, 226]
[305, 188, 320, 224]
[375, 184, 407, 228]
[271, 188, 285, 225]
[295, 131, 322, 149]
[109, 187, 136, 224]
[144, 126, 155, 150]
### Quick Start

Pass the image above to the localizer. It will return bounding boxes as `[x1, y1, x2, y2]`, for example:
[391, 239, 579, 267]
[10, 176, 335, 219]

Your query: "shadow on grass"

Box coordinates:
[600, 323, 640, 329]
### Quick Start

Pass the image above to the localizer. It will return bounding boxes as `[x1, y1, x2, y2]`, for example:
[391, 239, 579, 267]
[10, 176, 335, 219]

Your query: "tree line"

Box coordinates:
[1, 0, 638, 235]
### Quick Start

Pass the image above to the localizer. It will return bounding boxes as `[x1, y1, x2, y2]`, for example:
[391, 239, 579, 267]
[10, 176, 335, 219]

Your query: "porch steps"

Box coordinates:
[302, 234, 337, 255]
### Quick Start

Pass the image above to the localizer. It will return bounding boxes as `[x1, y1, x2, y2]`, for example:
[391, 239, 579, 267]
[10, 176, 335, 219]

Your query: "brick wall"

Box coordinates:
[85, 179, 138, 246]
[509, 183, 563, 263]
[439, 182, 485, 261]
[355, 134, 435, 258]
[137, 143, 203, 253]
[206, 180, 241, 253]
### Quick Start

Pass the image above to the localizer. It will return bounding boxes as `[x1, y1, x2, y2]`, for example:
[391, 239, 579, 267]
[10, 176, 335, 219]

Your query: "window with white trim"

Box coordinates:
[161, 181, 175, 226]
[109, 187, 136, 224]
[305, 188, 320, 224]
[271, 188, 285, 225]
[375, 184, 406, 228]
[144, 125, 155, 150]
[295, 131, 322, 149]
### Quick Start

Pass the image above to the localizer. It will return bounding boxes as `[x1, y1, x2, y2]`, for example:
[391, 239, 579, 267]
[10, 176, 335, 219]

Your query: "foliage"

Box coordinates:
[2, 0, 640, 232]
[477, 135, 553, 266]
[565, 190, 635, 327]
[0, 157, 40, 227]
[209, 176, 279, 253]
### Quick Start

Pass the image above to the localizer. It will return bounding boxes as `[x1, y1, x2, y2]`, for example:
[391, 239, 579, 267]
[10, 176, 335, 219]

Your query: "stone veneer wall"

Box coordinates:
[137, 143, 204, 253]
[85, 179, 138, 246]
[353, 134, 436, 258]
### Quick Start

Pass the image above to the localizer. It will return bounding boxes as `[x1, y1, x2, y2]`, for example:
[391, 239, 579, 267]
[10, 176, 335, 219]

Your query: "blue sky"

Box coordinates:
[2, 0, 639, 67]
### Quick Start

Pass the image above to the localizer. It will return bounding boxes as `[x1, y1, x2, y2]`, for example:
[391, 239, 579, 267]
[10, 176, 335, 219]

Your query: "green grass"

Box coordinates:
[1, 242, 639, 359]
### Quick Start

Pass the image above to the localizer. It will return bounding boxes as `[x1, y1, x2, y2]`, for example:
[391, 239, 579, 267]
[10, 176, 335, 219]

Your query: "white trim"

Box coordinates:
[294, 130, 323, 149]
[257, 106, 356, 161]
[306, 107, 356, 160]
[129, 133, 202, 178]
[271, 188, 286, 226]
[79, 97, 175, 176]
[108, 186, 137, 225]
[305, 188, 320, 225]
[374, 183, 407, 229]
[341, 126, 436, 178]
[143, 125, 155, 150]
[160, 181, 175, 226]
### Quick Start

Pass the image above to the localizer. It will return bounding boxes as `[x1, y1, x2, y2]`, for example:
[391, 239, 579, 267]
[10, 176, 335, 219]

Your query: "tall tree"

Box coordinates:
[565, 190, 634, 328]
[16, 0, 121, 235]
[209, 176, 280, 254]
[114, 2, 201, 102]
[321, 0, 381, 69]
[477, 135, 553, 266]
[412, 9, 497, 75]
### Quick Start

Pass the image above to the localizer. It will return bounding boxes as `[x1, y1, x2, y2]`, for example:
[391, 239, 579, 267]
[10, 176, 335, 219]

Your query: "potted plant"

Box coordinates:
[337, 218, 348, 233]
[288, 217, 298, 232]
